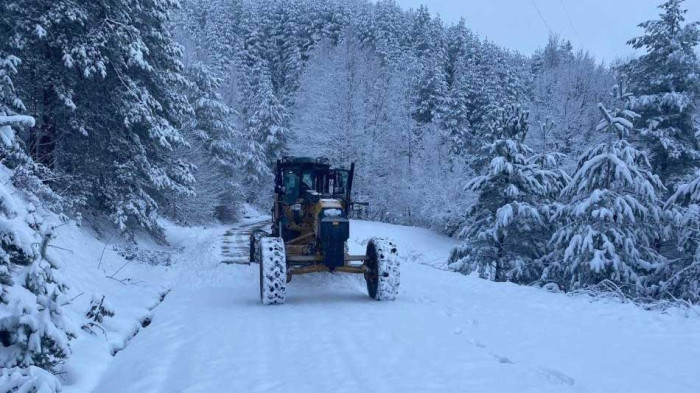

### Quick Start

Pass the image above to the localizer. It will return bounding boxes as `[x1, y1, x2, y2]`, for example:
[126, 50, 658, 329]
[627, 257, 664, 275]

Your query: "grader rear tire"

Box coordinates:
[259, 237, 287, 305]
[364, 238, 400, 301]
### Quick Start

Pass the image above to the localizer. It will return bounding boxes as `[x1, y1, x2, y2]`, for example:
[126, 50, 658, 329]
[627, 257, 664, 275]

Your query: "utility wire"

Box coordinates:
[558, 0, 584, 46]
[528, 0, 552, 33]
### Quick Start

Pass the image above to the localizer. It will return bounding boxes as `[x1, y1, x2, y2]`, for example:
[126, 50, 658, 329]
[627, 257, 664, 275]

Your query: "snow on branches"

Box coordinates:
[0, 168, 75, 391]
[449, 105, 564, 283]
[544, 86, 666, 295]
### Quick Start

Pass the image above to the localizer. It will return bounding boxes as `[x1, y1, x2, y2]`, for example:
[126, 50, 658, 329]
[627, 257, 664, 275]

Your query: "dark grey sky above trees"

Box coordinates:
[395, 0, 700, 62]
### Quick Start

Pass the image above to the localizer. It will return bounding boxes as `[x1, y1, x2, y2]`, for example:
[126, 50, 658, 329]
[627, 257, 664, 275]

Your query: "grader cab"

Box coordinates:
[250, 157, 399, 305]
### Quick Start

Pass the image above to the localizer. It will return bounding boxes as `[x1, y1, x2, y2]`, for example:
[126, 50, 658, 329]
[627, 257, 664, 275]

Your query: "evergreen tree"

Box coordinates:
[171, 0, 555, 230]
[545, 85, 666, 295]
[5, 0, 197, 239]
[0, 181, 75, 377]
[0, 11, 64, 213]
[623, 0, 700, 189]
[442, 19, 475, 158]
[657, 173, 700, 302]
[0, 49, 33, 164]
[248, 79, 290, 164]
[184, 63, 241, 172]
[449, 105, 558, 283]
[177, 0, 243, 74]
[530, 37, 614, 172]
[265, 0, 305, 106]
[410, 6, 447, 124]
[162, 62, 248, 223]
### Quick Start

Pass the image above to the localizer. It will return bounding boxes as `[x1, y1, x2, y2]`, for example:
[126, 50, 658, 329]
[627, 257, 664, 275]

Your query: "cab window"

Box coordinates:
[300, 170, 318, 195]
[282, 171, 299, 204]
[333, 170, 349, 196]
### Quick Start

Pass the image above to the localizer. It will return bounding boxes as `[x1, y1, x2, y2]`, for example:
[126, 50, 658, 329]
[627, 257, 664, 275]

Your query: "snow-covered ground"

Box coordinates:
[72, 218, 700, 393]
[49, 222, 172, 392]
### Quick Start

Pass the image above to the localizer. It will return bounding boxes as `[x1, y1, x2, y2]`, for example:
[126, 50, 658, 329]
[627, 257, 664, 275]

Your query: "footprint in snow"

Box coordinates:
[492, 354, 514, 364]
[464, 337, 513, 364]
[468, 338, 487, 348]
[414, 294, 436, 304]
[538, 367, 575, 386]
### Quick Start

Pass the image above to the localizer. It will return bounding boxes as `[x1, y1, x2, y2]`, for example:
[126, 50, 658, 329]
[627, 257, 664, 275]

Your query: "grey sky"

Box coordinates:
[395, 0, 700, 63]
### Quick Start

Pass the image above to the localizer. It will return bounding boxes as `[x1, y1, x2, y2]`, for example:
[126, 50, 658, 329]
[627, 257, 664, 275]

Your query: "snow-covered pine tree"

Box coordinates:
[0, 168, 74, 391]
[1, 46, 74, 385]
[176, 0, 244, 74]
[442, 19, 475, 159]
[355, 0, 410, 63]
[0, 49, 31, 167]
[5, 225, 75, 371]
[448, 105, 558, 283]
[170, 0, 548, 229]
[410, 6, 447, 125]
[527, 118, 571, 201]
[184, 63, 240, 172]
[248, 78, 290, 165]
[622, 0, 700, 189]
[5, 0, 196, 239]
[162, 62, 247, 224]
[236, 6, 292, 166]
[0, 12, 64, 211]
[1, 0, 85, 170]
[657, 173, 700, 302]
[545, 85, 666, 295]
[265, 0, 305, 107]
[458, 39, 530, 142]
[529, 36, 615, 172]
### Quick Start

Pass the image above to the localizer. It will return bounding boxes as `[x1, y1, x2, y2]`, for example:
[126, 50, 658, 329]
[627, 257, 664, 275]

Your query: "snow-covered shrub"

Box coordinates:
[82, 295, 115, 337]
[112, 245, 177, 266]
[84, 295, 115, 325]
[449, 105, 563, 283]
[0, 366, 61, 393]
[544, 86, 667, 296]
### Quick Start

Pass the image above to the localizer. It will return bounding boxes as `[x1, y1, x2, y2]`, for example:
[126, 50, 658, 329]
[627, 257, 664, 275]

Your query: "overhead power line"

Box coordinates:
[528, 0, 552, 33]
[558, 0, 584, 46]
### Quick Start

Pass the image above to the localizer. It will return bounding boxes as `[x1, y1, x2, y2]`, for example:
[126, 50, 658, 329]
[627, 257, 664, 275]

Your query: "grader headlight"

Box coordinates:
[324, 208, 342, 217]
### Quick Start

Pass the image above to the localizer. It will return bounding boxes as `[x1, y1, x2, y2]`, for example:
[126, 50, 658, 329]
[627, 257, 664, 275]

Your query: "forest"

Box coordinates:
[1, 0, 699, 390]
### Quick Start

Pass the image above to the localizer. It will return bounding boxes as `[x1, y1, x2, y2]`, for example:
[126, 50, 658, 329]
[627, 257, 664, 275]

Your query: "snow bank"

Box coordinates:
[54, 220, 171, 392]
[348, 219, 458, 269]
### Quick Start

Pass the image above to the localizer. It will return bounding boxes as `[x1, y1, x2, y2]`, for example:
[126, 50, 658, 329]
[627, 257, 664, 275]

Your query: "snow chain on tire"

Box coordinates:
[259, 237, 287, 305]
[365, 238, 400, 301]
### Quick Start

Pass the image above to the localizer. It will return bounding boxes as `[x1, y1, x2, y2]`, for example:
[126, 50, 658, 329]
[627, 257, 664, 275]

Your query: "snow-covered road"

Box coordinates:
[91, 219, 700, 393]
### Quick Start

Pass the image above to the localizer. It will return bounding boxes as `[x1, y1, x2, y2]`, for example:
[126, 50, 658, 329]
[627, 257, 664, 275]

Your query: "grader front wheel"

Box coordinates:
[259, 237, 287, 305]
[364, 238, 400, 301]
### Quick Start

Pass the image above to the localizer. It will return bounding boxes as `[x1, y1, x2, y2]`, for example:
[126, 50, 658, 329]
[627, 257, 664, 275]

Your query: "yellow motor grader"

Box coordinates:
[250, 157, 399, 305]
